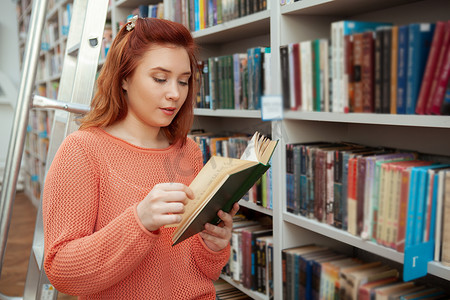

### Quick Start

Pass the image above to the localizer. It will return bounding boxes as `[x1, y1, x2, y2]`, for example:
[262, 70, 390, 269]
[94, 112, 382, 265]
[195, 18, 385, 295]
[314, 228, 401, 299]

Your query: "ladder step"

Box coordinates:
[66, 42, 80, 56]
[32, 95, 90, 114]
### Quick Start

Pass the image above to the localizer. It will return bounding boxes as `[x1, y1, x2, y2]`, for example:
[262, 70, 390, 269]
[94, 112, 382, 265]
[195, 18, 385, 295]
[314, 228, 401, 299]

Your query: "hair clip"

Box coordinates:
[126, 15, 138, 32]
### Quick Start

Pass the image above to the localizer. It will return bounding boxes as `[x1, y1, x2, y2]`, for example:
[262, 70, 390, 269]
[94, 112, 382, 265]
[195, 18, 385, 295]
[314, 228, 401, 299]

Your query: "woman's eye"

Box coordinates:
[179, 81, 188, 86]
[153, 77, 166, 84]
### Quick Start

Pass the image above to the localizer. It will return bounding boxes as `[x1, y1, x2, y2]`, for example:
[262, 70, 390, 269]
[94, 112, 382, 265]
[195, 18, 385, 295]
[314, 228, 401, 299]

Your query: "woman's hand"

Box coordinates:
[137, 183, 194, 232]
[199, 202, 240, 252]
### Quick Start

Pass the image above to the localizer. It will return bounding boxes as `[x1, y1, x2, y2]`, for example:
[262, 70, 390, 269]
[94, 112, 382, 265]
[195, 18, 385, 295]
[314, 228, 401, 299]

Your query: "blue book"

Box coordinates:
[194, 0, 200, 31]
[415, 165, 450, 244]
[405, 23, 435, 114]
[396, 25, 409, 114]
[138, 5, 148, 18]
[405, 166, 421, 247]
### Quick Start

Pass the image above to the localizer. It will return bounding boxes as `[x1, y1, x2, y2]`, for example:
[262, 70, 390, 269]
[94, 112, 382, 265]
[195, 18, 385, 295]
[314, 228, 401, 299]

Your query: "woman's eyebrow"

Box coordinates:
[151, 66, 191, 76]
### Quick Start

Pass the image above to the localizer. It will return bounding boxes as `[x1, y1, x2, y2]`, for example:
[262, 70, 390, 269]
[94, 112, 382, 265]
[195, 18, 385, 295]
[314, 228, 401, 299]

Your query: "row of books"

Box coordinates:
[285, 142, 450, 262]
[196, 46, 272, 110]
[213, 278, 252, 299]
[189, 131, 273, 209]
[282, 244, 449, 300]
[281, 19, 450, 115]
[168, 0, 268, 33]
[131, 3, 165, 20]
[222, 216, 273, 297]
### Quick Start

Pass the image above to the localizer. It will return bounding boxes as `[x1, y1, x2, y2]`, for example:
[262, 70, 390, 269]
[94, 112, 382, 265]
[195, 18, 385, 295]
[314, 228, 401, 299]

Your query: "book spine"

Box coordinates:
[396, 25, 409, 114]
[381, 27, 392, 113]
[313, 39, 321, 111]
[362, 31, 376, 113]
[374, 28, 384, 113]
[405, 23, 435, 114]
[280, 45, 291, 109]
[293, 43, 302, 110]
[405, 168, 420, 247]
[326, 151, 335, 225]
[300, 145, 309, 217]
[333, 150, 343, 228]
[415, 21, 446, 114]
[353, 33, 364, 113]
[414, 168, 429, 245]
[347, 157, 358, 235]
[430, 42, 450, 115]
[390, 26, 399, 114]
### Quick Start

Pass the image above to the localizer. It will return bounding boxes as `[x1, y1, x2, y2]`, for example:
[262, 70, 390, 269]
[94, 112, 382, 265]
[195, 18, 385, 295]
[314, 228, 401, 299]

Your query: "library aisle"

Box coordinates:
[0, 192, 75, 300]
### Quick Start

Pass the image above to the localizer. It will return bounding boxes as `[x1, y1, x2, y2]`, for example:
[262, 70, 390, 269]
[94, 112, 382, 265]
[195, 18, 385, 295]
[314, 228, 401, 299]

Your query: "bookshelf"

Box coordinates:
[174, 0, 450, 298]
[16, 0, 450, 298]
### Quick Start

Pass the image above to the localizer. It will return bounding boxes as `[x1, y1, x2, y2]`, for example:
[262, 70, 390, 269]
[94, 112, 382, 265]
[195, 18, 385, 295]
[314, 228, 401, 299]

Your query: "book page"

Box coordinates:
[166, 155, 256, 228]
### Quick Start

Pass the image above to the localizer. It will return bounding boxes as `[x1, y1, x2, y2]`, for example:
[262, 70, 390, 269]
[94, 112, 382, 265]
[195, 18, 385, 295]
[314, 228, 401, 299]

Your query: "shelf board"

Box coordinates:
[283, 212, 404, 263]
[192, 10, 270, 44]
[428, 261, 450, 281]
[115, 0, 161, 8]
[194, 108, 262, 118]
[281, 0, 417, 17]
[283, 111, 450, 129]
[239, 200, 273, 217]
[219, 275, 268, 300]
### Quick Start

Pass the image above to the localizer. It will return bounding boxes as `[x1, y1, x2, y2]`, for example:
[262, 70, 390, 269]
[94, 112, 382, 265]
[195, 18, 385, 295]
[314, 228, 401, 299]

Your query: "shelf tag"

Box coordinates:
[261, 95, 283, 121]
[403, 241, 434, 281]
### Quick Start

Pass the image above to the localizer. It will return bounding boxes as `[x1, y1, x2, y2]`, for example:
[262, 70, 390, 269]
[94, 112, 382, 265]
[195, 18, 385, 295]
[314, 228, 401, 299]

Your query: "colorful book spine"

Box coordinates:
[396, 25, 409, 114]
[405, 22, 435, 114]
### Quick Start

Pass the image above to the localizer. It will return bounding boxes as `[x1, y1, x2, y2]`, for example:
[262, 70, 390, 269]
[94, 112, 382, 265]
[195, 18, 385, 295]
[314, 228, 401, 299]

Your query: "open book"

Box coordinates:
[169, 132, 278, 246]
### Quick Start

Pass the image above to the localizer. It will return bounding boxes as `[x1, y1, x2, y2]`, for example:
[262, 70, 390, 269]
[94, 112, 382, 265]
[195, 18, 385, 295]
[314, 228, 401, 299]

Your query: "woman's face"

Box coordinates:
[122, 43, 191, 130]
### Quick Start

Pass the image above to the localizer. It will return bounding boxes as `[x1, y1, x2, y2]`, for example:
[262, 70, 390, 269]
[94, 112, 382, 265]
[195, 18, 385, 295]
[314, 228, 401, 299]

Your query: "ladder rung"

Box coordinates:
[32, 95, 90, 114]
[66, 42, 80, 56]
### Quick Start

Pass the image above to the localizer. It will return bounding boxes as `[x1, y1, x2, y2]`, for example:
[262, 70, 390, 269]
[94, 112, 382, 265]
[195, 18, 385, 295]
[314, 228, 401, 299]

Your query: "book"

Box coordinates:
[170, 132, 278, 246]
[415, 21, 447, 114]
[405, 22, 435, 114]
[358, 277, 399, 300]
[429, 32, 450, 115]
[441, 171, 450, 266]
[282, 245, 327, 299]
[330, 20, 391, 113]
[396, 25, 409, 114]
[390, 25, 399, 114]
[427, 20, 450, 115]
[375, 282, 417, 300]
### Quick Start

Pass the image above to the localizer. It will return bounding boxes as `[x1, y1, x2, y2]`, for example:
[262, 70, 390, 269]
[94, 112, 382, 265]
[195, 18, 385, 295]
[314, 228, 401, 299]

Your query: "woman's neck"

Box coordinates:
[103, 119, 169, 149]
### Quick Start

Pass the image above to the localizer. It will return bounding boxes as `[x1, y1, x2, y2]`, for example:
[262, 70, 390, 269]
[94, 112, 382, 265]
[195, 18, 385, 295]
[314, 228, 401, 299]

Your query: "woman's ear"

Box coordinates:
[122, 78, 128, 91]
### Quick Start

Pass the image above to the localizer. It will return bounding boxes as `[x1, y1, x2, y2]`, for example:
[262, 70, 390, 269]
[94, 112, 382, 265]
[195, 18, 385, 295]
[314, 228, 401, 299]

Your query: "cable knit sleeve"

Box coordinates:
[42, 134, 158, 295]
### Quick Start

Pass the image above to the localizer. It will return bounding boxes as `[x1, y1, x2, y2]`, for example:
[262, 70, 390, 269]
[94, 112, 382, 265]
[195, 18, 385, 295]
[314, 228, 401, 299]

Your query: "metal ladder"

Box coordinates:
[0, 0, 109, 298]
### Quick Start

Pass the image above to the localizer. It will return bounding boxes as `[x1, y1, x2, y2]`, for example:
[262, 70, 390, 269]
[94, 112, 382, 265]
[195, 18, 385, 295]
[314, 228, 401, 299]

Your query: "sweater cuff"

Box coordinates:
[133, 203, 161, 237]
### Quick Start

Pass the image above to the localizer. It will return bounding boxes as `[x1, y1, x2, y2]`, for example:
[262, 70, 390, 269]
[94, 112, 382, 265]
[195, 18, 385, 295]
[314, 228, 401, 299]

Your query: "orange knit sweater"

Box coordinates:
[42, 127, 230, 299]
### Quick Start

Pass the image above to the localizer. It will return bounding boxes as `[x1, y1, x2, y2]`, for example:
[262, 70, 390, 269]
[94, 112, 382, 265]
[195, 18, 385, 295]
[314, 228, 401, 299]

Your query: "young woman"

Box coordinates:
[42, 17, 239, 299]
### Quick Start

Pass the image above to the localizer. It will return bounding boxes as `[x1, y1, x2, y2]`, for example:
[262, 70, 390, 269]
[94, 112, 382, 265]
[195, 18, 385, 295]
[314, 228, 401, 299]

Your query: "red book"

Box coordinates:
[347, 157, 358, 235]
[416, 21, 447, 114]
[353, 33, 364, 112]
[362, 31, 375, 112]
[429, 39, 450, 114]
[426, 20, 450, 114]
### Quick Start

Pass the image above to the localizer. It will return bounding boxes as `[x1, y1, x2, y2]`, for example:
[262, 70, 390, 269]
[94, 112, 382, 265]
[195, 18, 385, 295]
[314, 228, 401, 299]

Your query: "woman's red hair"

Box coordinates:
[79, 18, 199, 146]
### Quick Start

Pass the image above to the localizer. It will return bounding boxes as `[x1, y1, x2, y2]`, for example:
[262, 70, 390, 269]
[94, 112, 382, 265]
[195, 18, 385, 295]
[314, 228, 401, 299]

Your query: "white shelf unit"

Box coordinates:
[272, 0, 450, 299]
[184, 0, 450, 298]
